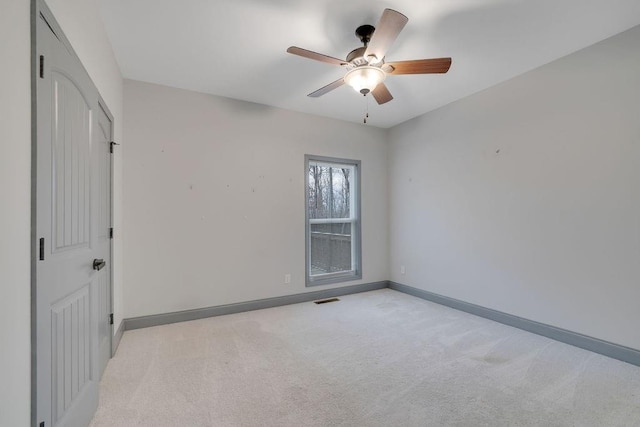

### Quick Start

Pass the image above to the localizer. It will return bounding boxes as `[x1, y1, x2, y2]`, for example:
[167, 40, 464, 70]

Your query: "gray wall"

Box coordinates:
[389, 25, 640, 350]
[123, 80, 389, 318]
[0, 1, 31, 425]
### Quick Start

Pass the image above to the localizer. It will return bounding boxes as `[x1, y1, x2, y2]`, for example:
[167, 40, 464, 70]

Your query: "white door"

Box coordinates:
[35, 3, 112, 426]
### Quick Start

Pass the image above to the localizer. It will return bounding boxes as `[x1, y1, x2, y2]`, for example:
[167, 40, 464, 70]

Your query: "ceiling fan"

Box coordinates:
[287, 8, 452, 105]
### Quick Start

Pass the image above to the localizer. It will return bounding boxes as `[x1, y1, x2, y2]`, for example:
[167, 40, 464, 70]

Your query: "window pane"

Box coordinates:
[331, 167, 351, 218]
[308, 163, 353, 219]
[310, 222, 352, 275]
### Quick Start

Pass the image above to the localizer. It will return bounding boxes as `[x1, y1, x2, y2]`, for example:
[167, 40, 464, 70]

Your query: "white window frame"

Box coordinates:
[305, 155, 362, 286]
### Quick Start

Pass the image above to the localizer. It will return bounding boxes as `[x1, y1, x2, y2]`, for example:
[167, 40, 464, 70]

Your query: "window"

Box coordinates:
[305, 155, 361, 286]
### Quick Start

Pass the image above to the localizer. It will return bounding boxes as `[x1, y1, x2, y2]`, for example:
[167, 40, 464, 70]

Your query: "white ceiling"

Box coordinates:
[99, 0, 640, 128]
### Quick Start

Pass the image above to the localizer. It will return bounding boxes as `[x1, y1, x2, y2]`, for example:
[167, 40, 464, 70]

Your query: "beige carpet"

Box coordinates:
[90, 289, 640, 426]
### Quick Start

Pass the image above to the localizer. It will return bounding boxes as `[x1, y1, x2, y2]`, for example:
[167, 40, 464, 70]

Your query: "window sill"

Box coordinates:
[306, 271, 362, 287]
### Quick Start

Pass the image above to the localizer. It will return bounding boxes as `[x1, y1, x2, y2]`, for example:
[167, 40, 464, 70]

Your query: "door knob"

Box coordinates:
[93, 258, 106, 271]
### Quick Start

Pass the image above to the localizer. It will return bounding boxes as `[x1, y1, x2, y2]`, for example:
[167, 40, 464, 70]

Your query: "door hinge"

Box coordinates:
[39, 238, 45, 261]
[39, 55, 44, 78]
[109, 313, 114, 325]
[109, 227, 113, 239]
[110, 141, 120, 153]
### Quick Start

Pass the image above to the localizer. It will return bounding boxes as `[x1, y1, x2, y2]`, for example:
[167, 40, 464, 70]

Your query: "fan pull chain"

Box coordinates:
[363, 94, 369, 124]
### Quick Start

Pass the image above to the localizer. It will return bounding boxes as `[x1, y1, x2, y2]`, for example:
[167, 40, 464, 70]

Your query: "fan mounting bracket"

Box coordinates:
[355, 24, 375, 45]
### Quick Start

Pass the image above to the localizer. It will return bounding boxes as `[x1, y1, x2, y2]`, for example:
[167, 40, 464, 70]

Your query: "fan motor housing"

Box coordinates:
[346, 47, 368, 66]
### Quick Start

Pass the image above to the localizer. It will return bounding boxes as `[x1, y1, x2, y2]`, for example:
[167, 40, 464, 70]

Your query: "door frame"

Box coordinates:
[98, 99, 115, 362]
[30, 0, 115, 424]
[98, 95, 115, 367]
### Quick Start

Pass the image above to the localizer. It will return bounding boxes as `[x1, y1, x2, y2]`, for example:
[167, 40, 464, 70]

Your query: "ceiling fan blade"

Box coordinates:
[364, 9, 408, 63]
[308, 78, 345, 97]
[371, 83, 393, 104]
[385, 58, 452, 75]
[287, 46, 348, 66]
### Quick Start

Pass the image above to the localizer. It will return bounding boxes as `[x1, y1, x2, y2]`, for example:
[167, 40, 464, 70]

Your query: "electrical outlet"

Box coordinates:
[284, 274, 291, 284]
[400, 265, 405, 275]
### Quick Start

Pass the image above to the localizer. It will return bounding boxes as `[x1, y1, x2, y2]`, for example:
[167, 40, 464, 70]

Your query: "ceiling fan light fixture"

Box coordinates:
[344, 66, 385, 95]
[287, 9, 450, 104]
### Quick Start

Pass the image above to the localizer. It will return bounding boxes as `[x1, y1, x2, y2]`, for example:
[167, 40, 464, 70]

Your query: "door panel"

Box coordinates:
[52, 72, 92, 251]
[51, 285, 92, 422]
[36, 3, 112, 426]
